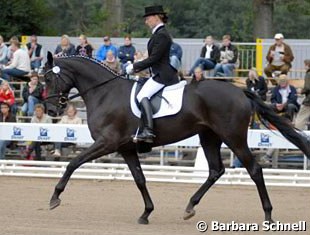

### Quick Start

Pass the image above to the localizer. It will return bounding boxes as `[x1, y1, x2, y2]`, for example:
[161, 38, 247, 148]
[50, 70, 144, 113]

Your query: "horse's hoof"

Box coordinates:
[265, 219, 275, 224]
[50, 198, 61, 210]
[183, 209, 196, 220]
[138, 217, 149, 225]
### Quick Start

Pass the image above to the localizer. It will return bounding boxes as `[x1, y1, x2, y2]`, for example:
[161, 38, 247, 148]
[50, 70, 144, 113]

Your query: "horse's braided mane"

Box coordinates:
[57, 55, 120, 76]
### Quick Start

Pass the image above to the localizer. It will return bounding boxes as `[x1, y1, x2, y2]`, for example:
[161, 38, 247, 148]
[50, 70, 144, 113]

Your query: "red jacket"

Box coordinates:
[0, 89, 15, 106]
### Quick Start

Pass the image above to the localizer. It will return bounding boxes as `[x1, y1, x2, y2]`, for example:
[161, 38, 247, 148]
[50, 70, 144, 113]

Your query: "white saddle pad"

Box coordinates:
[130, 80, 187, 118]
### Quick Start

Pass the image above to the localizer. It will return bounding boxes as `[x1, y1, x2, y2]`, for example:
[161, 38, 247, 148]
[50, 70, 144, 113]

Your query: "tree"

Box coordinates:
[253, 0, 274, 39]
[0, 0, 50, 40]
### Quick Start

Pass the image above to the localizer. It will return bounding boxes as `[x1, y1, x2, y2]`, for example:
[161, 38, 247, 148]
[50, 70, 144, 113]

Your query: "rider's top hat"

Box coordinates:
[143, 5, 167, 17]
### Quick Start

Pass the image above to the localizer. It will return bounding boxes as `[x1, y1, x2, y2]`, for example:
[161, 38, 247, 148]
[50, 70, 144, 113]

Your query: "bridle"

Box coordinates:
[44, 64, 125, 108]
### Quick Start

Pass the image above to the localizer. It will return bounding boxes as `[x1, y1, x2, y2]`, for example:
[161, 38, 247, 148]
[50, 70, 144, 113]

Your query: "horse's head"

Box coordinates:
[43, 51, 73, 116]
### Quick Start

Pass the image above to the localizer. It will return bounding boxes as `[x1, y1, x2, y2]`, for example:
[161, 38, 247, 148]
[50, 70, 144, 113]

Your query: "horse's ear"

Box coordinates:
[47, 51, 53, 66]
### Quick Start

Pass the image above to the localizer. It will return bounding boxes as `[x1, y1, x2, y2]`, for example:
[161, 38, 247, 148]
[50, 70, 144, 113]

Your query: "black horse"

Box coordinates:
[44, 52, 310, 224]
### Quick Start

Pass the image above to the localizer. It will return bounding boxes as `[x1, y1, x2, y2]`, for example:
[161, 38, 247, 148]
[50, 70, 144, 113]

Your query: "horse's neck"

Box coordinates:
[79, 75, 134, 115]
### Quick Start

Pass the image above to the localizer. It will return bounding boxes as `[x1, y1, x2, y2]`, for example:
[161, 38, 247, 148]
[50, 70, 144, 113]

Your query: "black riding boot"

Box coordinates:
[136, 98, 155, 143]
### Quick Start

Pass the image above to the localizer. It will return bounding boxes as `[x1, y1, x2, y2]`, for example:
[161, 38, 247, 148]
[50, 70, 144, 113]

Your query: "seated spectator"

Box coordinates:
[52, 103, 82, 157]
[132, 51, 149, 79]
[270, 74, 299, 121]
[188, 36, 220, 76]
[0, 80, 15, 108]
[0, 40, 30, 81]
[295, 59, 310, 130]
[96, 36, 118, 62]
[118, 35, 136, 73]
[246, 68, 268, 101]
[26, 35, 44, 71]
[76, 34, 93, 57]
[54, 34, 76, 57]
[23, 104, 52, 160]
[264, 33, 294, 78]
[0, 35, 8, 65]
[0, 102, 16, 160]
[6, 36, 29, 63]
[21, 73, 44, 116]
[190, 67, 205, 84]
[170, 41, 183, 71]
[213, 35, 239, 77]
[102, 50, 120, 73]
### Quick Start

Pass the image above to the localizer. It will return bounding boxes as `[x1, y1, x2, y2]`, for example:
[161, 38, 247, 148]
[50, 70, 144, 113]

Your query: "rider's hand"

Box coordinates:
[126, 63, 134, 75]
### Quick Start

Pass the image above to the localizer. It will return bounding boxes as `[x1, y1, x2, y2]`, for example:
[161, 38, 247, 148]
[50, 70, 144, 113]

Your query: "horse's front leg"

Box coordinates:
[120, 150, 154, 224]
[50, 137, 116, 209]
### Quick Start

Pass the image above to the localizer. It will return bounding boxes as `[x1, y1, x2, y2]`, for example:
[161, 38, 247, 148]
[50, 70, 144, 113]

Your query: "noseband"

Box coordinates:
[44, 66, 70, 109]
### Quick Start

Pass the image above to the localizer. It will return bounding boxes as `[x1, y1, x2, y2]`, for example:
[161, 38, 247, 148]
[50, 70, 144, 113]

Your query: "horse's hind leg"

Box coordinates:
[184, 129, 224, 220]
[120, 150, 154, 224]
[226, 139, 273, 222]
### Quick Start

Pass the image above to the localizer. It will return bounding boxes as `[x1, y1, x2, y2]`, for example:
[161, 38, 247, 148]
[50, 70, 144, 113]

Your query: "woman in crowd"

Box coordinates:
[76, 34, 93, 57]
[52, 103, 82, 157]
[21, 72, 44, 116]
[246, 68, 268, 101]
[54, 35, 75, 57]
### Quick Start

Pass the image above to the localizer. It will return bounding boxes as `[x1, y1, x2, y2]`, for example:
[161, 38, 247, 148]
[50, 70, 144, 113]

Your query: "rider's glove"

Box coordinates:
[126, 63, 134, 75]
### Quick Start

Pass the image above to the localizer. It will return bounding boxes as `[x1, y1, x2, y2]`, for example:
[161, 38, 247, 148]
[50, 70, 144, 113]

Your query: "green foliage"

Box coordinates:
[273, 0, 310, 39]
[0, 0, 309, 41]
[0, 0, 50, 40]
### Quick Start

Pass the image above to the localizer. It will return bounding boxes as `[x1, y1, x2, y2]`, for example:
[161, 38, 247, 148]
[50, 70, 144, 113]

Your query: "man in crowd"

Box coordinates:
[264, 33, 294, 78]
[270, 74, 299, 121]
[1, 40, 30, 81]
[213, 35, 238, 77]
[96, 36, 118, 62]
[188, 35, 219, 76]
[26, 35, 44, 71]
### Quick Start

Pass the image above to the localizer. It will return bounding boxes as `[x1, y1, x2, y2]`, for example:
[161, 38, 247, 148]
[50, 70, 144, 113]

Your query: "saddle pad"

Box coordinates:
[130, 80, 187, 118]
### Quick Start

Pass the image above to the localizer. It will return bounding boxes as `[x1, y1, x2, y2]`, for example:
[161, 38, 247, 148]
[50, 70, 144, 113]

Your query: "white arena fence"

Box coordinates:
[0, 123, 309, 187]
[0, 160, 310, 187]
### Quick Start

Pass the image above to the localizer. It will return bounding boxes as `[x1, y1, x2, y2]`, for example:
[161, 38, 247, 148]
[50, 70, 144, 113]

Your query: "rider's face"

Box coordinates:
[145, 15, 159, 29]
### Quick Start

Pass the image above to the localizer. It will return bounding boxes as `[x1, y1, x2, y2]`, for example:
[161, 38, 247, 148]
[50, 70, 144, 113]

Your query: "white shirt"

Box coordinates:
[204, 45, 213, 59]
[5, 48, 31, 72]
[279, 86, 291, 104]
[272, 45, 285, 66]
[152, 23, 164, 34]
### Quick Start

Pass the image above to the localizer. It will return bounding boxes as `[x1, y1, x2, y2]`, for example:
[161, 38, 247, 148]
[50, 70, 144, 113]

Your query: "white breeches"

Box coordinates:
[137, 77, 165, 103]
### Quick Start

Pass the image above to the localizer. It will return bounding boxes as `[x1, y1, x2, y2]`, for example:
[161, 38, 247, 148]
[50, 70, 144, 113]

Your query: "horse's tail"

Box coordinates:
[243, 90, 310, 159]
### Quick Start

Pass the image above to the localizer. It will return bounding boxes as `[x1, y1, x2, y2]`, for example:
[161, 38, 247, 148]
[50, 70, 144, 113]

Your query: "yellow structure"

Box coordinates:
[256, 38, 263, 76]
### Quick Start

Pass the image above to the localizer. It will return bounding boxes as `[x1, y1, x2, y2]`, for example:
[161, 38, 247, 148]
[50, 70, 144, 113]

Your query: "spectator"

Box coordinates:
[23, 104, 52, 160]
[6, 36, 29, 62]
[190, 67, 205, 84]
[0, 80, 15, 107]
[0, 102, 16, 160]
[26, 35, 44, 71]
[102, 50, 120, 73]
[270, 74, 299, 121]
[246, 68, 268, 101]
[170, 41, 183, 71]
[264, 33, 294, 78]
[21, 72, 44, 116]
[295, 59, 310, 130]
[0, 35, 8, 65]
[52, 103, 82, 157]
[76, 34, 93, 57]
[54, 34, 76, 57]
[188, 36, 220, 76]
[213, 35, 239, 77]
[1, 40, 30, 81]
[132, 51, 149, 79]
[118, 35, 136, 72]
[96, 36, 118, 62]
